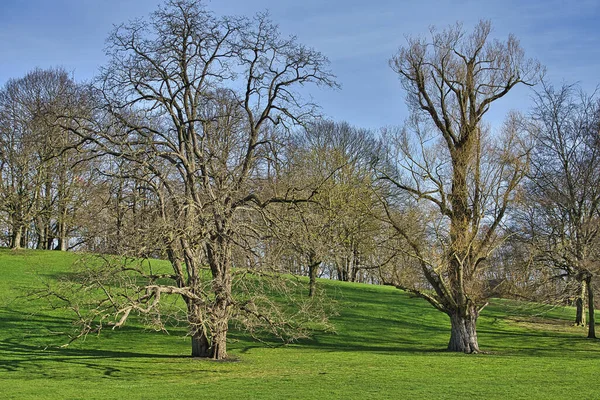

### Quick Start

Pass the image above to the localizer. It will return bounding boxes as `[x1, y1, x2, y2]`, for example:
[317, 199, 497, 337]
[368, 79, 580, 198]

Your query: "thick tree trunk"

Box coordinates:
[190, 312, 228, 359]
[188, 301, 211, 358]
[444, 145, 481, 355]
[209, 312, 228, 360]
[575, 281, 586, 326]
[191, 330, 210, 358]
[187, 297, 230, 359]
[205, 236, 232, 360]
[448, 310, 480, 353]
[586, 277, 595, 339]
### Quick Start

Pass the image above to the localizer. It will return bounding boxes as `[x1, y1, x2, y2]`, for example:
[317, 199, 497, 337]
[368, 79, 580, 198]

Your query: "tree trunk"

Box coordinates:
[575, 298, 585, 326]
[188, 299, 230, 359]
[191, 330, 210, 358]
[448, 309, 480, 353]
[205, 236, 232, 360]
[34, 216, 45, 250]
[209, 313, 228, 359]
[45, 218, 54, 250]
[308, 267, 317, 297]
[21, 226, 28, 248]
[56, 221, 68, 251]
[308, 257, 319, 297]
[56, 198, 68, 250]
[188, 301, 211, 358]
[337, 257, 349, 282]
[575, 281, 586, 326]
[11, 226, 22, 249]
[586, 277, 595, 339]
[350, 245, 359, 282]
[336, 267, 347, 281]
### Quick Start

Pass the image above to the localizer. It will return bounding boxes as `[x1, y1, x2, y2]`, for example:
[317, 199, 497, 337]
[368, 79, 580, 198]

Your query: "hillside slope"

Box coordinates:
[1, 248, 599, 399]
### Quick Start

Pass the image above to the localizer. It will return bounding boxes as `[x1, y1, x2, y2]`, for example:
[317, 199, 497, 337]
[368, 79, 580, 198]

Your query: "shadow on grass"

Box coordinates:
[0, 309, 218, 377]
[231, 283, 600, 358]
[0, 338, 190, 373]
[4, 278, 599, 375]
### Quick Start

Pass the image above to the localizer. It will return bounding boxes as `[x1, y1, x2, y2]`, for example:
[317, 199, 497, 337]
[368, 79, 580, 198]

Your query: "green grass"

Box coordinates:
[1, 248, 600, 399]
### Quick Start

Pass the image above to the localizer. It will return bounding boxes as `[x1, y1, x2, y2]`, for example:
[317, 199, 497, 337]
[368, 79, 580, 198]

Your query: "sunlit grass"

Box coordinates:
[1, 248, 599, 399]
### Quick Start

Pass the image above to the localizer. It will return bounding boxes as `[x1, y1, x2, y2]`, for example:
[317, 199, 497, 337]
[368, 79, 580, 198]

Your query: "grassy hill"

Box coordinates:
[1, 248, 599, 399]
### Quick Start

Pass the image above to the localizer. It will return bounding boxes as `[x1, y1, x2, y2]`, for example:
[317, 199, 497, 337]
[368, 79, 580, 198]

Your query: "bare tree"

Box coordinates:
[265, 120, 382, 294]
[63, 0, 336, 359]
[0, 67, 87, 250]
[523, 83, 600, 338]
[379, 21, 541, 353]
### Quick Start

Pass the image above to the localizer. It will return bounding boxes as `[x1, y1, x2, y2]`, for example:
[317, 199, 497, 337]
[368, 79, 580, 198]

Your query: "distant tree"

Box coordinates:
[63, 0, 337, 359]
[0, 67, 88, 250]
[380, 20, 541, 353]
[0, 79, 39, 248]
[76, 158, 163, 256]
[268, 120, 384, 295]
[521, 83, 600, 338]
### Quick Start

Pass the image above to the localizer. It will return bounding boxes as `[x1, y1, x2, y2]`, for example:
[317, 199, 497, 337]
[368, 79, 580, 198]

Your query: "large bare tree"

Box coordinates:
[65, 0, 336, 359]
[380, 21, 541, 352]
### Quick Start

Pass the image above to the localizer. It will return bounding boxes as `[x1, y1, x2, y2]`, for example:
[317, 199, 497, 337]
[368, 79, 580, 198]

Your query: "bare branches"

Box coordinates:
[381, 20, 538, 352]
[390, 20, 542, 150]
[513, 82, 600, 336]
[0, 67, 94, 250]
[51, 0, 338, 359]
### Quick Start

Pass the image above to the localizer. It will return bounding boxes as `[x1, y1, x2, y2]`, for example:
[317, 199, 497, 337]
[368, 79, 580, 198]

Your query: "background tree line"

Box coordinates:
[1, 0, 599, 358]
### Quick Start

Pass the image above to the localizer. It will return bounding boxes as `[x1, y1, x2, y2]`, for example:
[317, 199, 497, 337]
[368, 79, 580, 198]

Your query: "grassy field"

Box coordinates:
[1, 248, 599, 399]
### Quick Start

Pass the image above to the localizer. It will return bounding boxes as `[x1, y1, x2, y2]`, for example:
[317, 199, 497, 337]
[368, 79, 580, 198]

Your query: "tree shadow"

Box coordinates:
[0, 336, 194, 377]
[0, 308, 231, 378]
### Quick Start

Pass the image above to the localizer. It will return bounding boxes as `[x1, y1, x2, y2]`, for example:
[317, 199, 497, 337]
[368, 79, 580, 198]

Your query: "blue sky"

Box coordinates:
[1, 0, 598, 131]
